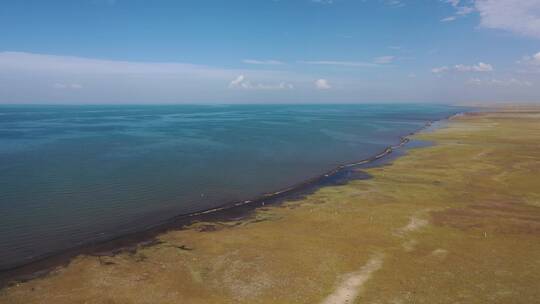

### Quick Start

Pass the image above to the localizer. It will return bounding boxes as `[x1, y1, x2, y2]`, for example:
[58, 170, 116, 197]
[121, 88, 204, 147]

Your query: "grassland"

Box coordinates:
[1, 108, 539, 303]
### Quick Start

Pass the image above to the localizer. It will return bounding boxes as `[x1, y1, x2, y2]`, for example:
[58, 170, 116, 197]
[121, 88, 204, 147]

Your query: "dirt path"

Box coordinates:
[398, 214, 429, 235]
[321, 253, 384, 304]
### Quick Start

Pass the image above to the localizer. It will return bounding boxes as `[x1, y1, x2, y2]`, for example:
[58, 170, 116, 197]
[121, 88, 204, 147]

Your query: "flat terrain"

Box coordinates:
[1, 108, 540, 303]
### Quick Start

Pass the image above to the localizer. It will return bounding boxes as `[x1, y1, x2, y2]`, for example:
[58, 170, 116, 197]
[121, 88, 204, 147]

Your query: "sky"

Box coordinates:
[0, 0, 539, 104]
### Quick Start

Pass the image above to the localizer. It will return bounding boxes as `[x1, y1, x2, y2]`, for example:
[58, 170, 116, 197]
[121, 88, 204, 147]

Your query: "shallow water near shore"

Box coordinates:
[0, 104, 463, 270]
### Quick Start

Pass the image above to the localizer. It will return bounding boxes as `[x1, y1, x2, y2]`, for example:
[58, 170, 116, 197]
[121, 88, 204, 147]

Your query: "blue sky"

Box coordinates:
[1, 0, 539, 104]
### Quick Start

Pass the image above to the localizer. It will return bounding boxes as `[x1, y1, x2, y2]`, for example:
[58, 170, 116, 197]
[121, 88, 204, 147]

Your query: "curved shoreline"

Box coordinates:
[0, 112, 461, 288]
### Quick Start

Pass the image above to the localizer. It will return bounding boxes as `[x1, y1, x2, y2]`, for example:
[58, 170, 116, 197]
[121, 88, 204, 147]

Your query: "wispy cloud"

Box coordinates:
[228, 75, 294, 90]
[242, 59, 283, 65]
[516, 51, 540, 73]
[442, 0, 540, 38]
[0, 52, 304, 103]
[441, 0, 475, 22]
[519, 51, 540, 66]
[455, 5, 475, 16]
[0, 51, 235, 77]
[299, 60, 379, 67]
[315, 79, 331, 90]
[468, 77, 532, 86]
[301, 60, 378, 67]
[53, 83, 83, 89]
[300, 55, 394, 67]
[431, 66, 450, 73]
[455, 62, 494, 72]
[373, 56, 395, 64]
[432, 62, 494, 73]
[475, 0, 540, 38]
[441, 16, 457, 22]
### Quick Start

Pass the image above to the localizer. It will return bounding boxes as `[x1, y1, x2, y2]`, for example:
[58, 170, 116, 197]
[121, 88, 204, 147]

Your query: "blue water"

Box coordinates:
[0, 104, 463, 270]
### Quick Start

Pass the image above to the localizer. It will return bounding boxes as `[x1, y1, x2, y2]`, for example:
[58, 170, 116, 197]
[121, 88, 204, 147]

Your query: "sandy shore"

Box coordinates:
[1, 107, 540, 303]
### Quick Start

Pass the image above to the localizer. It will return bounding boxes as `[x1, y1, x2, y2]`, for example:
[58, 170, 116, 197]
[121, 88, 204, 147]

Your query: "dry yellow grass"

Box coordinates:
[1, 108, 539, 304]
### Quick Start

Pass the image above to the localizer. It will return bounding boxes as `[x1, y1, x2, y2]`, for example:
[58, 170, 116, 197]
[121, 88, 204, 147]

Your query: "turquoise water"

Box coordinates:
[0, 104, 463, 270]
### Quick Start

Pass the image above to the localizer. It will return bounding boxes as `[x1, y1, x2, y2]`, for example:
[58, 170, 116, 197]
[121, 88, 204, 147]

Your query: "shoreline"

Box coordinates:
[0, 113, 461, 288]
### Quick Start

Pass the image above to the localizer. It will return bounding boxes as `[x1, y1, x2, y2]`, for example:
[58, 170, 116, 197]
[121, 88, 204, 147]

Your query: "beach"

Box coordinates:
[1, 106, 540, 303]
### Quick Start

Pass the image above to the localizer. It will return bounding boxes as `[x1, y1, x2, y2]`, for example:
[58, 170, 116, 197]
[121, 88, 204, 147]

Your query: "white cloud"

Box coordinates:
[441, 0, 475, 22]
[454, 62, 494, 72]
[443, 0, 540, 38]
[468, 77, 532, 86]
[519, 51, 540, 65]
[373, 56, 395, 64]
[456, 5, 475, 15]
[516, 51, 540, 74]
[432, 62, 493, 73]
[242, 59, 283, 65]
[475, 0, 540, 39]
[0, 51, 236, 77]
[312, 0, 334, 4]
[441, 16, 457, 22]
[301, 56, 394, 67]
[431, 66, 449, 73]
[228, 75, 293, 90]
[229, 75, 246, 88]
[0, 52, 306, 103]
[535, 52, 540, 63]
[468, 77, 482, 84]
[315, 79, 331, 90]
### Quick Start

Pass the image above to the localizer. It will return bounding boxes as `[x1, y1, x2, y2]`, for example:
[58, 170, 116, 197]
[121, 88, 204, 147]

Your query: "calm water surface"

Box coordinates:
[0, 104, 464, 269]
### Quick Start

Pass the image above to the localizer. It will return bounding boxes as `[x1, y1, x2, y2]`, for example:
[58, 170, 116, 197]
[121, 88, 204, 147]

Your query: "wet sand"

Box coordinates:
[1, 107, 540, 303]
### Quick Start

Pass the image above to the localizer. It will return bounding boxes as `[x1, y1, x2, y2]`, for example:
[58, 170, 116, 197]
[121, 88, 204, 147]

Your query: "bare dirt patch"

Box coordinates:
[321, 253, 384, 304]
